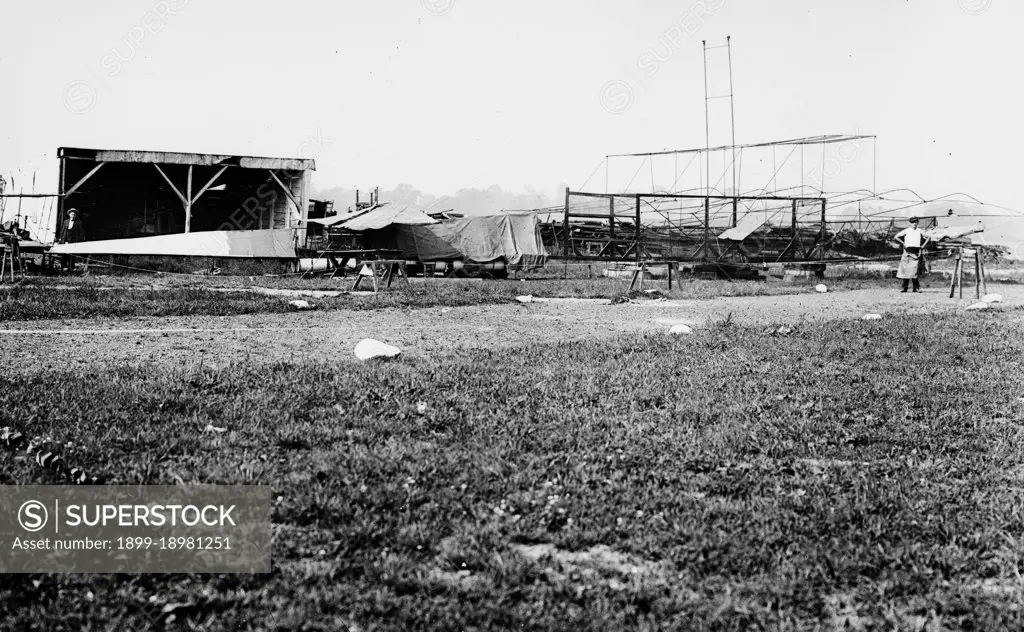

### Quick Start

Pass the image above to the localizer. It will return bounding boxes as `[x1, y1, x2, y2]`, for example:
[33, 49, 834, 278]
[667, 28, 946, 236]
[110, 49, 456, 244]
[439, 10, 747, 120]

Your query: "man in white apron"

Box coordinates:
[894, 217, 929, 293]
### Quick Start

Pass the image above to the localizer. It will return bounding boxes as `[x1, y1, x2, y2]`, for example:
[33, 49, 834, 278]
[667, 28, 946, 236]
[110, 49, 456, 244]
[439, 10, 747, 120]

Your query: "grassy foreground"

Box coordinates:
[0, 275, 879, 322]
[1, 312, 1023, 629]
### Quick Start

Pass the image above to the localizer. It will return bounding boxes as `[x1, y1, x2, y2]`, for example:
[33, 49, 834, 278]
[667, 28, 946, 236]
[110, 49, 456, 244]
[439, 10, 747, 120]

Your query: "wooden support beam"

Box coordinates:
[563, 187, 571, 258]
[268, 170, 303, 226]
[64, 162, 105, 198]
[57, 157, 66, 239]
[609, 196, 616, 238]
[153, 164, 188, 206]
[819, 199, 828, 261]
[703, 197, 711, 262]
[191, 166, 228, 204]
[185, 166, 193, 233]
[635, 194, 642, 266]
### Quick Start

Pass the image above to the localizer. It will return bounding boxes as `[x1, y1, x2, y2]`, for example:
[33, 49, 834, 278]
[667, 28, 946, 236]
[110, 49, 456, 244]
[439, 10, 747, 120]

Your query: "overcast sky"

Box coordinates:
[3, 0, 1021, 214]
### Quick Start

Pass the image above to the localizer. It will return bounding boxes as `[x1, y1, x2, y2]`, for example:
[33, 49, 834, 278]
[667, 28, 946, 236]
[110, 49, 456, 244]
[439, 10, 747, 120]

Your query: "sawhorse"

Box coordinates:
[352, 260, 411, 292]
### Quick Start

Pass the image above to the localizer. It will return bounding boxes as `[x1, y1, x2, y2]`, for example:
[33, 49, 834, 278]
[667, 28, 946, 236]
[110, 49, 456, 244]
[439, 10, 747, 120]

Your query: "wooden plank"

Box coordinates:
[185, 166, 193, 234]
[153, 165, 188, 206]
[979, 252, 988, 296]
[948, 250, 958, 299]
[268, 170, 303, 225]
[64, 162, 105, 198]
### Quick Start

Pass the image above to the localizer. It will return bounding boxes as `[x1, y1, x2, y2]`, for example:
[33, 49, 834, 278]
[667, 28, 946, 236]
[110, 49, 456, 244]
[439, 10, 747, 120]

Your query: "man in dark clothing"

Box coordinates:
[59, 209, 86, 272]
[60, 209, 85, 243]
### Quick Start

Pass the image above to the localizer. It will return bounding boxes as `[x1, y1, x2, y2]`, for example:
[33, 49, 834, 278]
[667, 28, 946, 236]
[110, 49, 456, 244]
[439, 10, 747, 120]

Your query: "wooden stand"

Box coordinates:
[948, 246, 987, 300]
[628, 264, 646, 292]
[0, 245, 14, 282]
[352, 260, 410, 292]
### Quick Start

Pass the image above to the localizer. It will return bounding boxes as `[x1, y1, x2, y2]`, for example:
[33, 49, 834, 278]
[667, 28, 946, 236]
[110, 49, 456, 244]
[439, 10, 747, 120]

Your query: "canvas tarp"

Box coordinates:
[393, 213, 548, 267]
[340, 204, 437, 231]
[48, 229, 297, 258]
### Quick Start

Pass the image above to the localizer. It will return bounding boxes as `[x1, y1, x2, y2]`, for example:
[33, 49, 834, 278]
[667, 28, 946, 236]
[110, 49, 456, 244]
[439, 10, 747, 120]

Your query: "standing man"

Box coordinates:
[894, 216, 929, 293]
[58, 208, 86, 272]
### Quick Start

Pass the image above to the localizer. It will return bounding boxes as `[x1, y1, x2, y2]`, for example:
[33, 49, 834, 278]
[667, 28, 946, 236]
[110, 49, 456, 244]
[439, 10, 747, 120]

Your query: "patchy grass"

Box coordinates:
[0, 275, 884, 322]
[1, 312, 1023, 629]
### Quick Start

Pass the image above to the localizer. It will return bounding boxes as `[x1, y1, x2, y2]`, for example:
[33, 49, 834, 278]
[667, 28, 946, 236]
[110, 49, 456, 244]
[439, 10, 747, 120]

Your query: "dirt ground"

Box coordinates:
[2, 285, 1020, 373]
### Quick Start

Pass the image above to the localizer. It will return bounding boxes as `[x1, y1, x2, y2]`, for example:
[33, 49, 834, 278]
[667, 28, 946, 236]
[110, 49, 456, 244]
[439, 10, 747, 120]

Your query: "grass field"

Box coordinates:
[0, 274, 879, 322]
[1, 309, 1022, 629]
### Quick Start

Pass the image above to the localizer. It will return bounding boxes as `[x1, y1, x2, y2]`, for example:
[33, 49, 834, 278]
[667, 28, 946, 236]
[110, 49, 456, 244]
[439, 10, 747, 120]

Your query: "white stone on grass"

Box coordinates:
[862, 314, 882, 321]
[815, 284, 829, 294]
[354, 339, 402, 361]
[669, 324, 693, 336]
[516, 295, 534, 304]
[288, 300, 313, 310]
[966, 302, 990, 311]
[983, 294, 1003, 304]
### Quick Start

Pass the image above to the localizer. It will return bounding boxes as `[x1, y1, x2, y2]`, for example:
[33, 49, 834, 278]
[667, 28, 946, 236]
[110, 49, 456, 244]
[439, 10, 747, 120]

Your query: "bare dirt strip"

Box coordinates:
[1, 286, 1019, 374]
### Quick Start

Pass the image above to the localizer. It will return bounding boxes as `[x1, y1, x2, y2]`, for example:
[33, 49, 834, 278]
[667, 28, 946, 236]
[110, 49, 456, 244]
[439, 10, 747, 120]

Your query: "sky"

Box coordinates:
[2, 0, 1022, 238]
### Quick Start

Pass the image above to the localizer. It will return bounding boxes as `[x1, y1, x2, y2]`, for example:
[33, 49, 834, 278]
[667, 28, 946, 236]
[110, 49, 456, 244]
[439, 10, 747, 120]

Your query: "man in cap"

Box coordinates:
[894, 216, 929, 293]
[58, 208, 86, 272]
[59, 209, 85, 244]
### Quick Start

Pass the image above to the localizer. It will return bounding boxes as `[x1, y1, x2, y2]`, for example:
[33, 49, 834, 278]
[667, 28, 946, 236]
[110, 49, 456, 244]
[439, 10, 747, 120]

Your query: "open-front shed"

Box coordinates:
[50, 147, 314, 258]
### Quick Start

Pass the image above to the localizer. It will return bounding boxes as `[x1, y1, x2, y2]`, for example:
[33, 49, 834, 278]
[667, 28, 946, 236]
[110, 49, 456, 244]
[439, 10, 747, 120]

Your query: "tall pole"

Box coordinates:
[563, 187, 571, 259]
[702, 40, 711, 197]
[727, 36, 737, 201]
[872, 138, 878, 194]
[635, 194, 642, 266]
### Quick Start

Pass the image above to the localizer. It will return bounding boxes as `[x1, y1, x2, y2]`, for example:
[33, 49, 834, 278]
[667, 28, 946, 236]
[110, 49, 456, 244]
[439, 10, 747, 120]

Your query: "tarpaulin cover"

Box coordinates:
[394, 213, 548, 267]
[48, 229, 297, 258]
[340, 204, 437, 231]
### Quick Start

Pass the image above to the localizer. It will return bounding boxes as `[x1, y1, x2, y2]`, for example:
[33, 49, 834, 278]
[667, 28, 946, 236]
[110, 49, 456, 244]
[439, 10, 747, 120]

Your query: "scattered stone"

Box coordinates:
[815, 284, 829, 294]
[354, 339, 402, 361]
[288, 300, 313, 310]
[516, 295, 534, 304]
[966, 302, 990, 311]
[862, 314, 882, 321]
[669, 324, 693, 336]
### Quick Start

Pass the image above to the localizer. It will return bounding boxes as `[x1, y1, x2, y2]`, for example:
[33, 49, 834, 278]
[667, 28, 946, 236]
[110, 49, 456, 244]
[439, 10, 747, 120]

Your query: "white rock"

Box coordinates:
[862, 314, 883, 321]
[516, 295, 534, 304]
[288, 300, 312, 310]
[815, 284, 829, 294]
[966, 302, 990, 311]
[669, 324, 693, 336]
[204, 424, 228, 434]
[354, 339, 402, 361]
[983, 293, 1003, 304]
